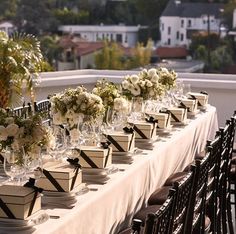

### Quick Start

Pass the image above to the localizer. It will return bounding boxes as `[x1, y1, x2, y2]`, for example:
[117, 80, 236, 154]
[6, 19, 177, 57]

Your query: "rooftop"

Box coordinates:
[162, 0, 224, 18]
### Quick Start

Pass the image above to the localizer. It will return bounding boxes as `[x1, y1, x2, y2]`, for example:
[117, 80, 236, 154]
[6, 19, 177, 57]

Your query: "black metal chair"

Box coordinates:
[143, 189, 177, 234]
[12, 102, 32, 118]
[138, 165, 196, 234]
[34, 99, 51, 125]
[218, 119, 233, 234]
[186, 154, 211, 234]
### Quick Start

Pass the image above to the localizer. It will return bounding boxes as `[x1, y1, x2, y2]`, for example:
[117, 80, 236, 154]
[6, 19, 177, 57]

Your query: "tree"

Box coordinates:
[0, 0, 18, 21]
[0, 31, 44, 108]
[126, 39, 152, 69]
[211, 45, 233, 72]
[40, 35, 63, 69]
[95, 41, 123, 70]
[14, 0, 59, 35]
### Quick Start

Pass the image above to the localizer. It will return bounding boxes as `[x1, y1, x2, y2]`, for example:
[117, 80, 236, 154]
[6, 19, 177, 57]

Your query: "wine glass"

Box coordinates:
[24, 147, 43, 181]
[49, 125, 67, 159]
[3, 147, 25, 184]
[80, 118, 96, 146]
[183, 83, 191, 98]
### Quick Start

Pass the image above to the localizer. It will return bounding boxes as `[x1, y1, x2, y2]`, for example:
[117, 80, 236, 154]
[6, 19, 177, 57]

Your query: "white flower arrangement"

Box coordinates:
[92, 79, 120, 109]
[156, 67, 177, 90]
[121, 67, 177, 100]
[92, 79, 130, 114]
[121, 69, 164, 100]
[50, 86, 105, 128]
[0, 108, 53, 165]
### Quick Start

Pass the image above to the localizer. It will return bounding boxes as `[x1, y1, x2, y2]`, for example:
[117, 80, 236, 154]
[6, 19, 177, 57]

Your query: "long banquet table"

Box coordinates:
[34, 105, 218, 234]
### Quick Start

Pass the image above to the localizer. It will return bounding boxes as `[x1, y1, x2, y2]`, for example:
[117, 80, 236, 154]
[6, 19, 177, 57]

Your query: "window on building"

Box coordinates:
[181, 19, 184, 27]
[180, 33, 184, 41]
[111, 34, 113, 41]
[162, 23, 164, 31]
[168, 26, 171, 35]
[116, 34, 122, 43]
[168, 38, 171, 45]
[176, 31, 179, 39]
[188, 20, 191, 27]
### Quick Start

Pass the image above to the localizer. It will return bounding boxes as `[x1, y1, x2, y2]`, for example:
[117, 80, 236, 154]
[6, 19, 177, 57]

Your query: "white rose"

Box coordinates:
[122, 80, 129, 90]
[6, 123, 19, 137]
[130, 75, 139, 84]
[160, 67, 168, 73]
[131, 85, 141, 96]
[148, 68, 157, 77]
[151, 74, 159, 83]
[92, 87, 98, 94]
[146, 80, 153, 87]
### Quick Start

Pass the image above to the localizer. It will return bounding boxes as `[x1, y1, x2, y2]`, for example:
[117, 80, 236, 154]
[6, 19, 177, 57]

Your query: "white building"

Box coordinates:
[159, 0, 225, 48]
[0, 21, 15, 35]
[58, 24, 146, 47]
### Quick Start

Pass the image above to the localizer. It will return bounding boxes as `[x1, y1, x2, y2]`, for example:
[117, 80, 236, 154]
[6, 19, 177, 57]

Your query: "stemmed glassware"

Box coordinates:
[3, 147, 25, 184]
[48, 125, 67, 160]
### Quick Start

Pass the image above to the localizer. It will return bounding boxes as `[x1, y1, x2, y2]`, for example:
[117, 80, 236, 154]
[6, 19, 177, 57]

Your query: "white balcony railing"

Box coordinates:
[35, 69, 236, 128]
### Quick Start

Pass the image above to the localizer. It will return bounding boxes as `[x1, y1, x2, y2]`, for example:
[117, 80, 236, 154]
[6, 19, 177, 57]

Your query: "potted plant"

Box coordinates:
[0, 31, 43, 108]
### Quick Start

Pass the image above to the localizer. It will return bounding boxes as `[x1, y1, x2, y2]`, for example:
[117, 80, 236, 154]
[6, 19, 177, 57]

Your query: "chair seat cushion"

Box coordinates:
[164, 172, 187, 186]
[134, 205, 162, 224]
[204, 216, 211, 232]
[192, 216, 211, 234]
[195, 150, 206, 159]
[148, 186, 171, 205]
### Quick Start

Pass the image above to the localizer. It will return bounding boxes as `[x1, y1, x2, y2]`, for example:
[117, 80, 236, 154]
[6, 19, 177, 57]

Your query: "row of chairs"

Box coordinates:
[9, 100, 51, 124]
[120, 111, 236, 234]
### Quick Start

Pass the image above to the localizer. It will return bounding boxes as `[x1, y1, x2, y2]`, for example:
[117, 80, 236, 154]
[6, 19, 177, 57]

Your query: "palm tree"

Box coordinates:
[0, 31, 43, 108]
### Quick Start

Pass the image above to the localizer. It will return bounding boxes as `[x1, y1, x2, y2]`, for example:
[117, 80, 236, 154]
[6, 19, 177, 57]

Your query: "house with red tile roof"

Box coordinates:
[58, 36, 104, 70]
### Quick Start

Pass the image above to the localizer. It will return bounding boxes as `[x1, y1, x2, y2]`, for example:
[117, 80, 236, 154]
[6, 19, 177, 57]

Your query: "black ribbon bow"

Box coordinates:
[200, 91, 208, 95]
[23, 177, 43, 217]
[24, 177, 43, 193]
[67, 157, 81, 169]
[67, 157, 81, 191]
[101, 141, 111, 149]
[145, 116, 158, 124]
[123, 126, 134, 134]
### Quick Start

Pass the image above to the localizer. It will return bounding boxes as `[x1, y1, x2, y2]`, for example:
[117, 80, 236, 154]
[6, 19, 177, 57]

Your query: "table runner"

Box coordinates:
[34, 106, 218, 234]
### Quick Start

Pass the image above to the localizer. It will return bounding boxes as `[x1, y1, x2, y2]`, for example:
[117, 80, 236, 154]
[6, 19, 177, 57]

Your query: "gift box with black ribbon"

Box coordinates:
[188, 92, 208, 107]
[36, 162, 82, 192]
[150, 112, 171, 129]
[0, 184, 41, 219]
[78, 146, 112, 168]
[167, 107, 188, 123]
[133, 120, 157, 139]
[177, 98, 198, 113]
[106, 130, 135, 152]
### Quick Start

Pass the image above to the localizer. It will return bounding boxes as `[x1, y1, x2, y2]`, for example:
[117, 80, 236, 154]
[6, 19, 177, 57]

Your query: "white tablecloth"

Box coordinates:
[34, 106, 218, 234]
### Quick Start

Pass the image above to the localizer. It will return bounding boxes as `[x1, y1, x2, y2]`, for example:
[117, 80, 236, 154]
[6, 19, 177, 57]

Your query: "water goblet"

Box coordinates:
[3, 147, 25, 184]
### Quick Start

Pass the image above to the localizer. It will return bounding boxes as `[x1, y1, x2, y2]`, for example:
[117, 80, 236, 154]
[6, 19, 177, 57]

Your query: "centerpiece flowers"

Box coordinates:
[0, 108, 53, 165]
[92, 79, 130, 113]
[50, 86, 105, 128]
[156, 67, 177, 91]
[121, 68, 164, 100]
[121, 67, 177, 100]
